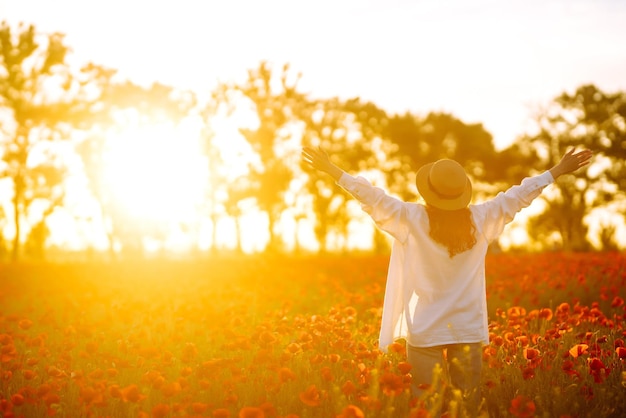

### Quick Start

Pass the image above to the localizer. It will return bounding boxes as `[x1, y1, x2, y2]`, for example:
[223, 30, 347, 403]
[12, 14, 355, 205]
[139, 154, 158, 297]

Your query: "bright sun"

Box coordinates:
[102, 121, 207, 224]
[84, 110, 301, 254]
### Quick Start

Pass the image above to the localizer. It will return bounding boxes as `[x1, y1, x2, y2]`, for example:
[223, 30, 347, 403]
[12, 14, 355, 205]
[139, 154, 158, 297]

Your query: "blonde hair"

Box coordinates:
[426, 205, 477, 258]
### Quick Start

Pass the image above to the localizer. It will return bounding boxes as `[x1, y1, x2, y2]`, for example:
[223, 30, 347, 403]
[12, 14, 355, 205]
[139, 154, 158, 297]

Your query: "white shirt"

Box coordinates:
[337, 171, 555, 351]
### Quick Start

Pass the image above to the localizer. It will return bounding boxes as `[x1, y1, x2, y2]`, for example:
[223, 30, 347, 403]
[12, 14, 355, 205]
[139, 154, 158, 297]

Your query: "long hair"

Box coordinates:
[425, 205, 477, 258]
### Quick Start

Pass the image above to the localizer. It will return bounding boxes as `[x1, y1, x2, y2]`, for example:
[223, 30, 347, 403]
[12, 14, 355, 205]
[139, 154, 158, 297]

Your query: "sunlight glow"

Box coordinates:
[103, 122, 207, 223]
[93, 114, 289, 254]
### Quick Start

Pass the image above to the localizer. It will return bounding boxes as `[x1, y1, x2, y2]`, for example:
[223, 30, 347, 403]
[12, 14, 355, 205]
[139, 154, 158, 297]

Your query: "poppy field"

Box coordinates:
[1, 252, 625, 417]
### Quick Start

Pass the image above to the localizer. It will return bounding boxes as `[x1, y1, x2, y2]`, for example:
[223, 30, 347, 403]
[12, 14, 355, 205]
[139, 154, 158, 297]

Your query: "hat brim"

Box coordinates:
[416, 162, 472, 210]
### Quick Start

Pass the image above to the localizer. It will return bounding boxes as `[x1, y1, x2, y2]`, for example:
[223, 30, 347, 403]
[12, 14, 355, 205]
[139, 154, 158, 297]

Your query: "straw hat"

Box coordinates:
[415, 159, 472, 210]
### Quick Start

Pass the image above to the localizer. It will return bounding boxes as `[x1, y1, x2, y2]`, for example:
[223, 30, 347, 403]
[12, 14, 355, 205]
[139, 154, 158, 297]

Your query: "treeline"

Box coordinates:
[0, 22, 625, 260]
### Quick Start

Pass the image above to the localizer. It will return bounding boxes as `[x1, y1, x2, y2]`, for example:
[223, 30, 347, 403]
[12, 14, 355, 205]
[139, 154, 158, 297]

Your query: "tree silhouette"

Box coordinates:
[0, 205, 7, 258]
[522, 84, 626, 250]
[301, 97, 376, 252]
[213, 62, 309, 252]
[197, 122, 226, 253]
[383, 111, 500, 202]
[0, 22, 103, 260]
[198, 87, 258, 253]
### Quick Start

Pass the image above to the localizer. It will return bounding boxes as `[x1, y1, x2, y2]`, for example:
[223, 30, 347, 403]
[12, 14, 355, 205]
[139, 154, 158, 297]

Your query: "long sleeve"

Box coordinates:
[337, 173, 410, 243]
[473, 171, 555, 243]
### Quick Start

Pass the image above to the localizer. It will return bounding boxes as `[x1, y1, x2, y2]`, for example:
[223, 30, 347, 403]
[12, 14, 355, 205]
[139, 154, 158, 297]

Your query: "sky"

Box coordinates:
[2, 0, 626, 149]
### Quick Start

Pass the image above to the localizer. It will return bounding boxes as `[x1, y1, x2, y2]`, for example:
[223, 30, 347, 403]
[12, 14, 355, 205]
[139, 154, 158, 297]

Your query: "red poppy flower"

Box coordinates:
[379, 372, 405, 396]
[37, 383, 51, 397]
[611, 296, 624, 308]
[161, 381, 182, 398]
[516, 336, 529, 347]
[321, 366, 334, 382]
[79, 386, 105, 407]
[588, 357, 607, 383]
[259, 402, 277, 417]
[504, 332, 516, 344]
[509, 395, 536, 418]
[212, 408, 231, 418]
[47, 366, 65, 378]
[341, 380, 357, 396]
[121, 384, 146, 403]
[507, 306, 526, 319]
[239, 406, 265, 418]
[588, 357, 605, 371]
[299, 385, 321, 407]
[538, 308, 553, 321]
[329, 353, 341, 363]
[11, 393, 25, 407]
[408, 406, 432, 418]
[152, 404, 171, 418]
[22, 370, 37, 380]
[388, 342, 405, 354]
[523, 347, 540, 360]
[569, 344, 588, 358]
[259, 331, 277, 345]
[336, 405, 365, 418]
[43, 393, 60, 407]
[285, 342, 302, 354]
[278, 367, 296, 383]
[492, 335, 504, 347]
[18, 319, 33, 330]
[109, 385, 123, 399]
[397, 361, 412, 375]
[522, 366, 535, 380]
[556, 302, 570, 315]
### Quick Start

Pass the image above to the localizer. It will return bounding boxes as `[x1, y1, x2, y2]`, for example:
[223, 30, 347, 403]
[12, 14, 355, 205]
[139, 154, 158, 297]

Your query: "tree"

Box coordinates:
[198, 84, 258, 254]
[383, 111, 501, 202]
[23, 193, 61, 259]
[197, 125, 228, 253]
[301, 97, 382, 252]
[301, 98, 360, 251]
[0, 205, 8, 259]
[521, 84, 626, 250]
[0, 22, 105, 260]
[213, 62, 309, 252]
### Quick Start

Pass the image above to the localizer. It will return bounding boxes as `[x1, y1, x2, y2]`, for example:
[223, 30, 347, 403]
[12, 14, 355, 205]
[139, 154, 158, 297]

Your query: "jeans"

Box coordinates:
[407, 343, 482, 417]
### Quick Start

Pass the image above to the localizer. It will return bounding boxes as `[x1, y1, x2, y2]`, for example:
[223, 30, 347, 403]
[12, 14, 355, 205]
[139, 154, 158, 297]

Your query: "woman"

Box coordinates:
[302, 146, 592, 415]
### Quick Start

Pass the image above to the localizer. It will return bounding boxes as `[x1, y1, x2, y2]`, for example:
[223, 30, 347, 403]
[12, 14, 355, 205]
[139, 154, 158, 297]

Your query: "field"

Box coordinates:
[1, 252, 625, 417]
